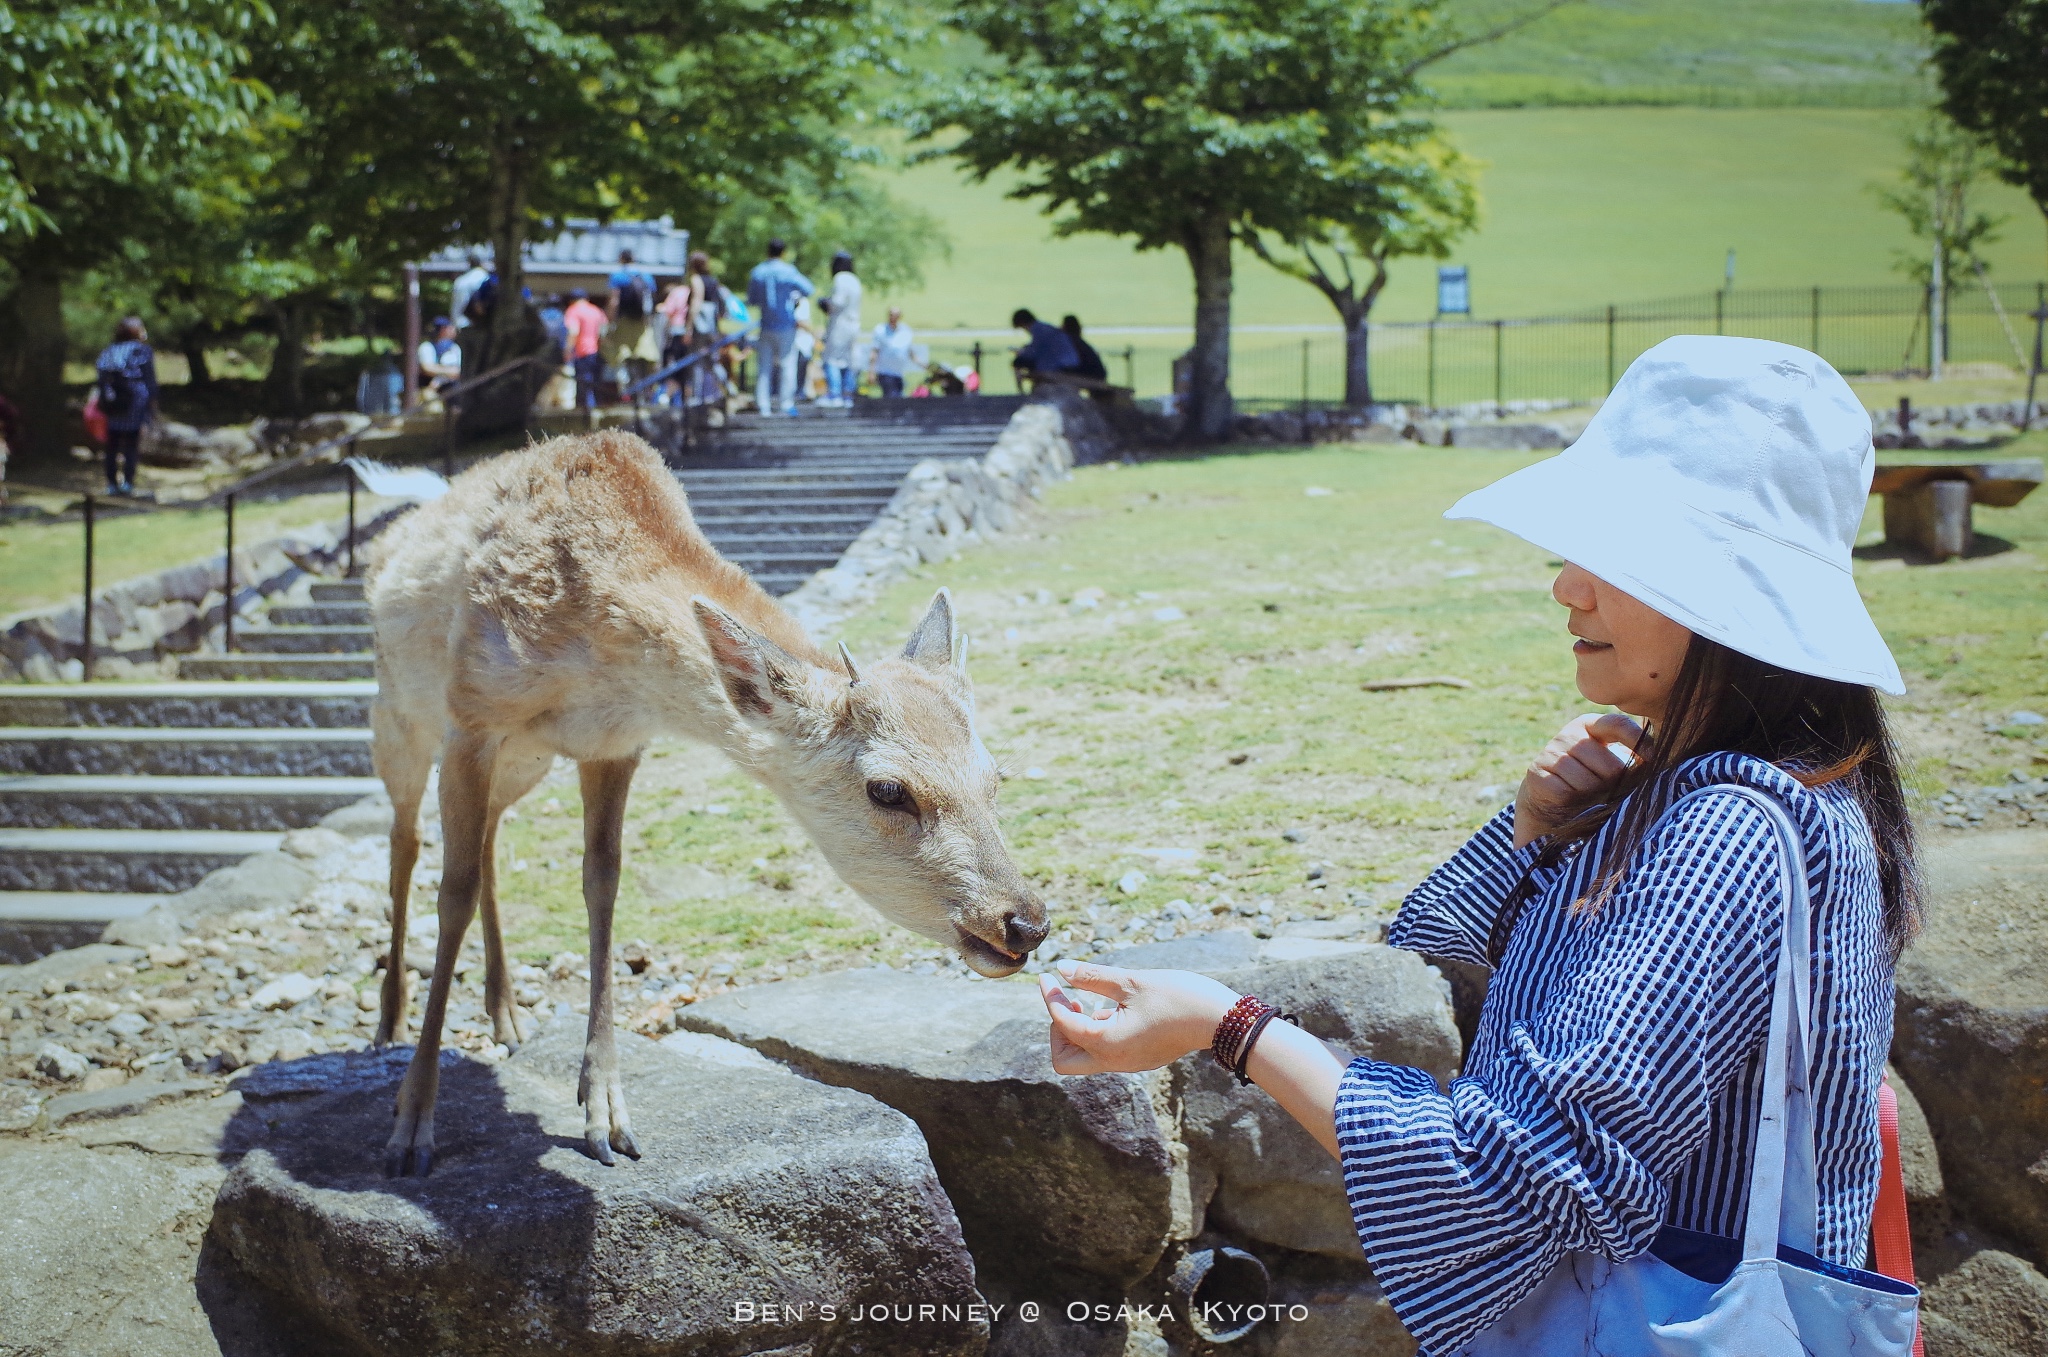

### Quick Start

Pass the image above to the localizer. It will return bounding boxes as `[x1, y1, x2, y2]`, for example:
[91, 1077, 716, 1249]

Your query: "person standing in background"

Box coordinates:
[1062, 315, 1109, 382]
[746, 238, 814, 416]
[450, 253, 490, 330]
[792, 293, 818, 406]
[94, 317, 159, 497]
[870, 308, 916, 399]
[683, 252, 725, 406]
[820, 251, 862, 407]
[562, 288, 608, 409]
[605, 250, 660, 391]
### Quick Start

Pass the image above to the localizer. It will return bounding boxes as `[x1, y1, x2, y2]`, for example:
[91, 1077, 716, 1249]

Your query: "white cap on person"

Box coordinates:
[1445, 335, 1903, 694]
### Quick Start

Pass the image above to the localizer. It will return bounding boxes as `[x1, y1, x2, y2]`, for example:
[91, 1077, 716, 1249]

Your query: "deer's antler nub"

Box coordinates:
[838, 641, 861, 686]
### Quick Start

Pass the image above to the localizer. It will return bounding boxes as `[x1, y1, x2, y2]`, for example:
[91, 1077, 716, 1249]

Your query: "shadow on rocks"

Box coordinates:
[196, 1044, 587, 1356]
[194, 1017, 987, 1357]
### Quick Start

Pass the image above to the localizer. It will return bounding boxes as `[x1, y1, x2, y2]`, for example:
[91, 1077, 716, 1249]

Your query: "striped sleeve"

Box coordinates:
[1336, 790, 1786, 1354]
[1384, 804, 1535, 967]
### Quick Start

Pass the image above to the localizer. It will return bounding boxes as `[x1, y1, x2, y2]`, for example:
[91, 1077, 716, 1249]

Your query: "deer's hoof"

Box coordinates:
[613, 1126, 642, 1160]
[586, 1131, 616, 1167]
[385, 1144, 433, 1178]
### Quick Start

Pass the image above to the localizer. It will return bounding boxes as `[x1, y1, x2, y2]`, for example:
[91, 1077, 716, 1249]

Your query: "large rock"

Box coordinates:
[207, 1018, 986, 1356]
[1917, 1229, 2048, 1357]
[1176, 947, 1462, 1260]
[1892, 829, 2048, 1267]
[0, 1137, 228, 1356]
[682, 970, 1189, 1291]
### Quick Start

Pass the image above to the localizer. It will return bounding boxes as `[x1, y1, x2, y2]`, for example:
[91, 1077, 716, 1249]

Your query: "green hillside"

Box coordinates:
[868, 107, 2047, 333]
[1426, 0, 1933, 108]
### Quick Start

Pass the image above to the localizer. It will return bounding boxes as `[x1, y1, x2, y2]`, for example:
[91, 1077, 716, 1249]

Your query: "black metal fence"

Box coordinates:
[1231, 280, 2048, 409]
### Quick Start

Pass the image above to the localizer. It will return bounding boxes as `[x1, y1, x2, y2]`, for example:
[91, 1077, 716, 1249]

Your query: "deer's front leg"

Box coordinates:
[385, 728, 497, 1177]
[577, 756, 641, 1166]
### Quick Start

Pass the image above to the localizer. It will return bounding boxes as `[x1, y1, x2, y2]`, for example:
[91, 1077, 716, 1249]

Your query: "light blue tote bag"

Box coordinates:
[1462, 785, 1920, 1356]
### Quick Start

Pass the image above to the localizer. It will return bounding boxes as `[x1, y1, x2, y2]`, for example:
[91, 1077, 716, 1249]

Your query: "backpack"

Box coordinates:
[722, 284, 751, 326]
[94, 348, 137, 420]
[464, 274, 498, 326]
[618, 275, 650, 320]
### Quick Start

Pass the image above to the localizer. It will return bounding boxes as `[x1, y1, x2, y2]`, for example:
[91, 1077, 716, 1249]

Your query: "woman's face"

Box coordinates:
[1551, 563, 1694, 722]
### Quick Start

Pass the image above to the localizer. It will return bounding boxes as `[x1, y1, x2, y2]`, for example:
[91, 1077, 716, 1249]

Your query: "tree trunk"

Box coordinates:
[181, 333, 213, 389]
[1180, 210, 1234, 443]
[4, 241, 70, 466]
[1342, 302, 1373, 407]
[485, 138, 532, 365]
[265, 299, 307, 415]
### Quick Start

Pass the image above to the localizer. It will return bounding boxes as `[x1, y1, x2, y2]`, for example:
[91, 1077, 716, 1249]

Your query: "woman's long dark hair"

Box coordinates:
[1499, 635, 1922, 961]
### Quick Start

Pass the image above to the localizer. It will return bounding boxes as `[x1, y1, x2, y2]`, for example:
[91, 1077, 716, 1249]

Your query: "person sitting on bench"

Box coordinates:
[1062, 315, 1108, 382]
[1012, 308, 1081, 379]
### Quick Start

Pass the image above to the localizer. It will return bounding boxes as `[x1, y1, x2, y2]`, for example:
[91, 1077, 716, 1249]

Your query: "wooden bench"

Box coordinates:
[1024, 369, 1135, 405]
[1871, 459, 2042, 560]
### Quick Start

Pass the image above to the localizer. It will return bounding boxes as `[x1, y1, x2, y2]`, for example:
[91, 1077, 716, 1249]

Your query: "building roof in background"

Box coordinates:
[418, 217, 691, 276]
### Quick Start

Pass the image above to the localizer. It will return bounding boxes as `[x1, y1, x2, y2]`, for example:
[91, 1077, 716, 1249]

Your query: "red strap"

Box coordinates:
[1872, 1077, 1925, 1356]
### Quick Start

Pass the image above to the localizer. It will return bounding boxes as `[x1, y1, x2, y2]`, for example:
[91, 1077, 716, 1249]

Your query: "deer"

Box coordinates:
[363, 428, 1047, 1176]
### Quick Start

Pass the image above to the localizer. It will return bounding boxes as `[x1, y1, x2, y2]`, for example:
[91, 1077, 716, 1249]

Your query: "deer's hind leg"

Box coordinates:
[370, 701, 434, 1048]
[577, 755, 642, 1166]
[385, 726, 500, 1177]
[478, 745, 552, 1049]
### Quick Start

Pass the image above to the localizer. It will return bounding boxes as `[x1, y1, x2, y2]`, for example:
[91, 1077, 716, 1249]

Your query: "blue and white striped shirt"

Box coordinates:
[1334, 752, 1893, 1355]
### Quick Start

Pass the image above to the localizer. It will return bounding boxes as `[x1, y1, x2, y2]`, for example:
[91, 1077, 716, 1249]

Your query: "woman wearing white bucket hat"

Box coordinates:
[1039, 336, 1923, 1354]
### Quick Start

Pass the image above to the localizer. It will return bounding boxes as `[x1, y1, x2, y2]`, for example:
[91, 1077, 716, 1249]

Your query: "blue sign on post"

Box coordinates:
[1437, 265, 1470, 316]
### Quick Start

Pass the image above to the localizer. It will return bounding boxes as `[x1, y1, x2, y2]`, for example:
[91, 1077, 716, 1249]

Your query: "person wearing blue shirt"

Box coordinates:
[94, 316, 159, 497]
[746, 238, 814, 416]
[1011, 308, 1080, 380]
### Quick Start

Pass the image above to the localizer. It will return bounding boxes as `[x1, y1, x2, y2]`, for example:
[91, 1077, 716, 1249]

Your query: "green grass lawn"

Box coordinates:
[494, 442, 2048, 978]
[1424, 0, 1931, 109]
[0, 492, 357, 620]
[871, 107, 2046, 345]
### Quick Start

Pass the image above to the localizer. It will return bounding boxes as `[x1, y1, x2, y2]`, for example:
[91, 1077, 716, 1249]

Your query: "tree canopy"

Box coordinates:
[910, 0, 1561, 438]
[1922, 0, 2048, 229]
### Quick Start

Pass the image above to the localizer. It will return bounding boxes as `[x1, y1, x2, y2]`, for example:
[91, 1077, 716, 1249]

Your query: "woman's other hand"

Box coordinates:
[1513, 712, 1646, 848]
[1038, 961, 1239, 1075]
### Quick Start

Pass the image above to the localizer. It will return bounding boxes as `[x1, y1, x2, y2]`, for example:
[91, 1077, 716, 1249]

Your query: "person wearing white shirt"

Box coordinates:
[450, 254, 490, 329]
[416, 318, 461, 391]
[869, 309, 915, 399]
[821, 253, 862, 406]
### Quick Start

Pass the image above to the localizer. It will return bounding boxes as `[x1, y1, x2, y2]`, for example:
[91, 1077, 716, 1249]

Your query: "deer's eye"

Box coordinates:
[866, 779, 913, 812]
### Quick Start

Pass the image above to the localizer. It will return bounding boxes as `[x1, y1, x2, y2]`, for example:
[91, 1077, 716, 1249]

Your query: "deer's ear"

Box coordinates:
[693, 597, 817, 726]
[903, 588, 954, 669]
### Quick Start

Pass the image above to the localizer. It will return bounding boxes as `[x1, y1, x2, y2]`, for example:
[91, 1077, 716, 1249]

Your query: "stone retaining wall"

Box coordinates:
[783, 392, 1107, 637]
[0, 504, 408, 683]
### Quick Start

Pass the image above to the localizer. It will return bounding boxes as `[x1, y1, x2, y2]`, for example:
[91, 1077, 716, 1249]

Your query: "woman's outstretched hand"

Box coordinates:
[1514, 711, 1647, 847]
[1038, 960, 1240, 1076]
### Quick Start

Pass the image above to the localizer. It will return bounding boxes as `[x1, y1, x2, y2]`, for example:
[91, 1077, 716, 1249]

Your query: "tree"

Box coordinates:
[1241, 139, 1476, 407]
[1922, 0, 2048, 253]
[910, 0, 1565, 440]
[1872, 114, 2004, 290]
[256, 0, 902, 418]
[0, 0, 265, 460]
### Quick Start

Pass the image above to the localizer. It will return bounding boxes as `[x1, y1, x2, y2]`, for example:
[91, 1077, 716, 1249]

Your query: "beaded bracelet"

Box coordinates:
[1211, 995, 1269, 1072]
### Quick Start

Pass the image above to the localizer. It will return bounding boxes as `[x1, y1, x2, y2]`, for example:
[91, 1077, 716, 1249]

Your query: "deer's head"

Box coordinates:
[693, 590, 1047, 976]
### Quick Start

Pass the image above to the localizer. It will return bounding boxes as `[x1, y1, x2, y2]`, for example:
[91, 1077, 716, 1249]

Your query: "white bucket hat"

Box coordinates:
[1446, 335, 1903, 694]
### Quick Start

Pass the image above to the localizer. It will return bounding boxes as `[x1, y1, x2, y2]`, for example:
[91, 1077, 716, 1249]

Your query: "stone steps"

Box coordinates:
[0, 727, 374, 777]
[178, 655, 378, 681]
[0, 681, 376, 729]
[0, 827, 286, 893]
[229, 624, 376, 655]
[0, 774, 383, 832]
[310, 581, 366, 603]
[268, 603, 370, 626]
[0, 678, 375, 949]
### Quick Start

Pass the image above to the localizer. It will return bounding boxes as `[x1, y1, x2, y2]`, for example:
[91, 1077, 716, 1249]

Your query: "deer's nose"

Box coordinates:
[1003, 911, 1048, 955]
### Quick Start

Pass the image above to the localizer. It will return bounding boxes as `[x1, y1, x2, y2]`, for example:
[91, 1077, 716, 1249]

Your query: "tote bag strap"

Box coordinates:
[1668, 785, 1818, 1263]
